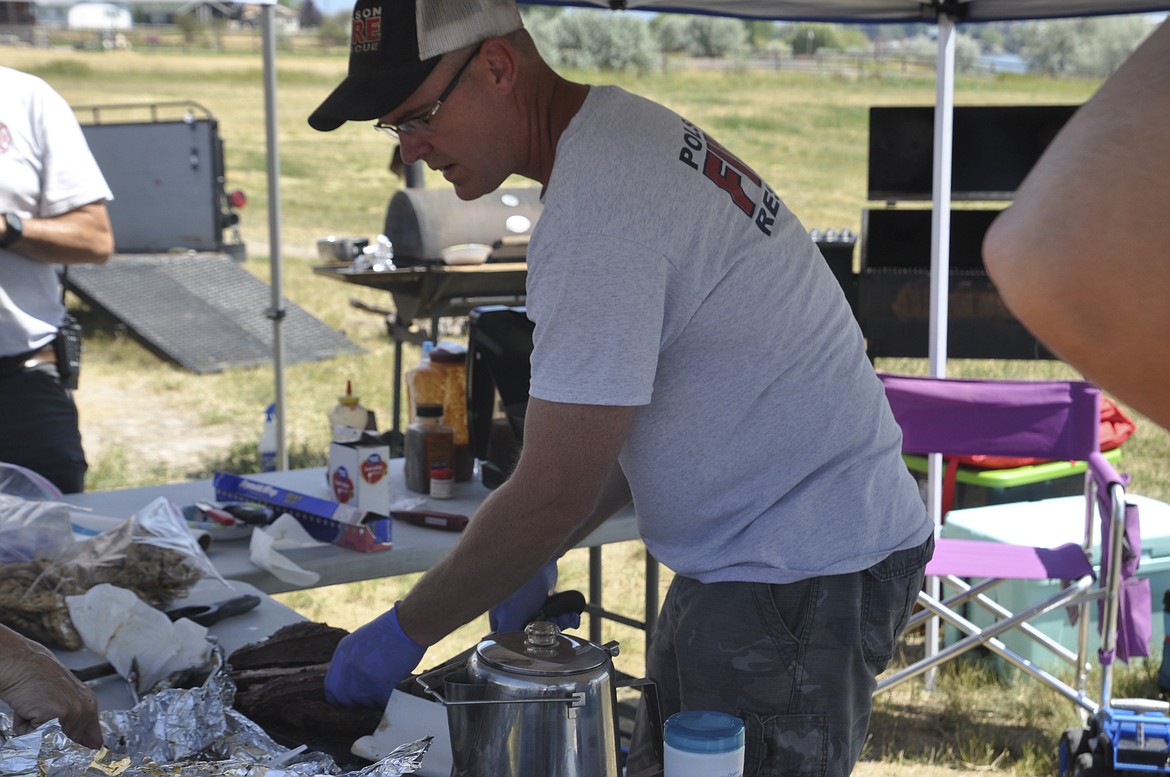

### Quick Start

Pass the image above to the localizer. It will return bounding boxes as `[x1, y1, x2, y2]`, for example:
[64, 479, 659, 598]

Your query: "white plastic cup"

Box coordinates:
[663, 710, 745, 777]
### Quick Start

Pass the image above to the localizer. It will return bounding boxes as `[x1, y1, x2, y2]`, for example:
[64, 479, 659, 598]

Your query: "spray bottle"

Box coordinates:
[259, 402, 277, 472]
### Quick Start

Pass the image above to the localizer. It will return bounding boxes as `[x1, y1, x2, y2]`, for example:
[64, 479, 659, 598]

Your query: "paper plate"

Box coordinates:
[440, 243, 491, 265]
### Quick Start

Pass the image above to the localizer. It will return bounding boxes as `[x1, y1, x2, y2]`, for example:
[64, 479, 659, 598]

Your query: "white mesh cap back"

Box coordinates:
[416, 0, 524, 60]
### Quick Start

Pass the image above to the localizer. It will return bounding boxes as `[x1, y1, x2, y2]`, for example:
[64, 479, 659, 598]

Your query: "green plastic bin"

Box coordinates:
[904, 447, 1124, 510]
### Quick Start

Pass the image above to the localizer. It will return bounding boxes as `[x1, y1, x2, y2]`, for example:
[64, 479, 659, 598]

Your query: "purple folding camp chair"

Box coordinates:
[874, 374, 1149, 715]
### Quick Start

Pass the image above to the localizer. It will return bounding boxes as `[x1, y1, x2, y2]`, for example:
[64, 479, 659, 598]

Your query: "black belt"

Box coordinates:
[0, 345, 56, 379]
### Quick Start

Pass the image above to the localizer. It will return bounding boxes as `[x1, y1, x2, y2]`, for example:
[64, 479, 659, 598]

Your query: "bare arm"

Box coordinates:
[983, 20, 1170, 429]
[554, 461, 632, 558]
[2, 201, 114, 265]
[0, 625, 103, 748]
[397, 397, 635, 646]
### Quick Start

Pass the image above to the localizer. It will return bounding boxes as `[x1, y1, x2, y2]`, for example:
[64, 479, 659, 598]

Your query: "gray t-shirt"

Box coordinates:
[526, 86, 930, 584]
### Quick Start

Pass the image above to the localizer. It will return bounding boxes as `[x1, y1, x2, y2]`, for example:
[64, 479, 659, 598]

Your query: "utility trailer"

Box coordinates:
[76, 100, 246, 259]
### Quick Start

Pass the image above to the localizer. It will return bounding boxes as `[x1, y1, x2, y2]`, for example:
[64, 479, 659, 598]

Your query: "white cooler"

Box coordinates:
[940, 494, 1170, 673]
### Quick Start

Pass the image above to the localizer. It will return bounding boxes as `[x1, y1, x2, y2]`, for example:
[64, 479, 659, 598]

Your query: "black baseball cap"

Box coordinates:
[308, 0, 441, 132]
[310, 0, 524, 132]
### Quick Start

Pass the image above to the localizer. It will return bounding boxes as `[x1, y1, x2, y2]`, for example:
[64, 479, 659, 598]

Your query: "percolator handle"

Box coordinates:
[414, 670, 585, 709]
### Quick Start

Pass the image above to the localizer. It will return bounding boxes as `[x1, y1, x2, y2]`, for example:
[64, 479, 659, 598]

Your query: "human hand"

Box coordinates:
[324, 604, 426, 709]
[0, 631, 102, 748]
[489, 559, 581, 633]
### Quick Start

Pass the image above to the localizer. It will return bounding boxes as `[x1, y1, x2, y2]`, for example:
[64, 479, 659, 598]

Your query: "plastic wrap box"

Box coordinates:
[940, 493, 1170, 672]
[213, 471, 392, 553]
[904, 447, 1123, 511]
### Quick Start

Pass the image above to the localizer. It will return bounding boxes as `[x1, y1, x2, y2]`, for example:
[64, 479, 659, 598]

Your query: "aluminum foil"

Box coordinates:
[0, 660, 429, 777]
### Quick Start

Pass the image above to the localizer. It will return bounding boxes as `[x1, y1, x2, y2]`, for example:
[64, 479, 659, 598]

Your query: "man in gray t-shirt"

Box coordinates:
[309, 2, 933, 774]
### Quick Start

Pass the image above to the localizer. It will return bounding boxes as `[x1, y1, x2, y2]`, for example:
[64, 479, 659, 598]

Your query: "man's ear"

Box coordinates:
[479, 37, 519, 95]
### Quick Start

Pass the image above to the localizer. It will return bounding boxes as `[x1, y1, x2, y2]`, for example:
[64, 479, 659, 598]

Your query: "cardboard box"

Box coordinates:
[941, 493, 1170, 673]
[328, 433, 393, 516]
[213, 471, 392, 553]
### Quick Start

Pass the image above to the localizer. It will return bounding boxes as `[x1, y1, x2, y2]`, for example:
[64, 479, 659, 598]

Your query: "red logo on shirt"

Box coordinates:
[0, 122, 10, 154]
[678, 119, 781, 237]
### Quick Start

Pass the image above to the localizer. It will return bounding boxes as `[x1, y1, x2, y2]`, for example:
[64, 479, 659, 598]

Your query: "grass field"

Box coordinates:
[7, 42, 1168, 775]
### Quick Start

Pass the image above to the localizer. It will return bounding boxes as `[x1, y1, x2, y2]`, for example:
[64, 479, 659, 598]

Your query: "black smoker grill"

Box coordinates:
[852, 104, 1076, 361]
[384, 186, 543, 264]
[315, 186, 543, 450]
[858, 207, 1054, 360]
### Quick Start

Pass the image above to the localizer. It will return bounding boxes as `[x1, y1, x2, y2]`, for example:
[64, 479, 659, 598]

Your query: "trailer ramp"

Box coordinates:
[66, 253, 363, 374]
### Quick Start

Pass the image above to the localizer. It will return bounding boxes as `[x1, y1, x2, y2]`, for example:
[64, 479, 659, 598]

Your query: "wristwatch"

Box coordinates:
[0, 212, 23, 248]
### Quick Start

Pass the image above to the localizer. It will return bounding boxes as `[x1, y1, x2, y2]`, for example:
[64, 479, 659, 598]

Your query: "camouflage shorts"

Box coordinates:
[627, 535, 932, 777]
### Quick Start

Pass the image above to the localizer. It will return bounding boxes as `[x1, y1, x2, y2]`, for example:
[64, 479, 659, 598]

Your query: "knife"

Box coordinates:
[165, 594, 261, 627]
[391, 509, 468, 532]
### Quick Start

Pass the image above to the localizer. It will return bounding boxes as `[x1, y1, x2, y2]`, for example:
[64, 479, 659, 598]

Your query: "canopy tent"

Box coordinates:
[524, 0, 1170, 22]
[236, 0, 1163, 670]
[250, 0, 1166, 470]
[518, 0, 1166, 677]
[515, 0, 1166, 485]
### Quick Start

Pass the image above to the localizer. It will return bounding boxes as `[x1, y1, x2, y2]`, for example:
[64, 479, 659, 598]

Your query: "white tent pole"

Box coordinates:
[261, 5, 288, 471]
[924, 12, 957, 691]
[930, 16, 955, 378]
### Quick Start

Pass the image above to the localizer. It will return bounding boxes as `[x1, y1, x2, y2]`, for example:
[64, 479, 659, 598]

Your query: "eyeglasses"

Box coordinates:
[373, 43, 481, 141]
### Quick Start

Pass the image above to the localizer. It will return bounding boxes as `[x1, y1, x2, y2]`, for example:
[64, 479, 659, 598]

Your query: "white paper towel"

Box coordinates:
[65, 583, 214, 692]
[248, 513, 325, 587]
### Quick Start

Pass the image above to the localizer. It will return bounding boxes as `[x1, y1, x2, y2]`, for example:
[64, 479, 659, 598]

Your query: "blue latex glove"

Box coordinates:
[489, 560, 581, 633]
[324, 604, 426, 709]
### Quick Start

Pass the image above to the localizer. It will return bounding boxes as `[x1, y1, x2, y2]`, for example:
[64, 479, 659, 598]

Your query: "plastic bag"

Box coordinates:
[0, 497, 226, 650]
[0, 461, 64, 500]
[0, 494, 76, 564]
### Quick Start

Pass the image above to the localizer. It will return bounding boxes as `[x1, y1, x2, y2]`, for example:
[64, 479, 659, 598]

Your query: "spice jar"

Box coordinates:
[404, 403, 454, 494]
[430, 466, 454, 499]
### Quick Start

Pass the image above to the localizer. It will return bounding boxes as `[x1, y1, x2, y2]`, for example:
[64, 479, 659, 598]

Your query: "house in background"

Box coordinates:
[32, 0, 132, 27]
[0, 0, 298, 31]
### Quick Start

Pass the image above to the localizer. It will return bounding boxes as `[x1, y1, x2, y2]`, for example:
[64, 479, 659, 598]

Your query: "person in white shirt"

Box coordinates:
[0, 66, 113, 493]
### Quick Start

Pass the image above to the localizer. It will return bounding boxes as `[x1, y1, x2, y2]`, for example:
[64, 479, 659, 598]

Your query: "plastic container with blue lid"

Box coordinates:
[663, 710, 745, 776]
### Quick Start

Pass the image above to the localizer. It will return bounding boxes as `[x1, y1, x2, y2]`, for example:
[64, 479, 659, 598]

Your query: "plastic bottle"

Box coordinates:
[404, 403, 455, 495]
[259, 402, 277, 472]
[329, 380, 370, 441]
[663, 710, 745, 777]
[430, 344, 471, 481]
[406, 341, 472, 481]
[404, 341, 436, 419]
